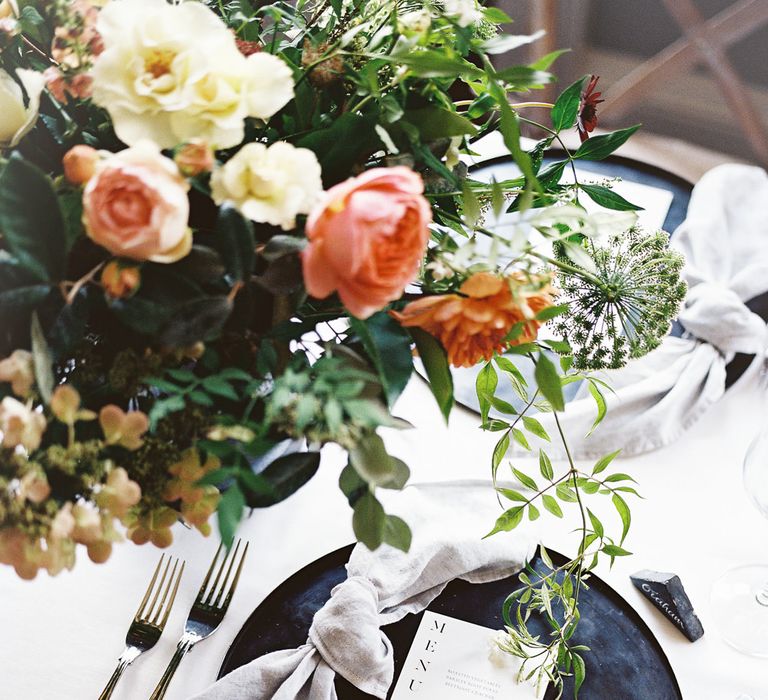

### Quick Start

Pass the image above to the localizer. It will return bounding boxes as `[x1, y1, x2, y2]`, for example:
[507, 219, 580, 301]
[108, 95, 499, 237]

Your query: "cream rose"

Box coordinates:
[211, 142, 323, 230]
[92, 0, 294, 149]
[82, 140, 191, 263]
[0, 68, 44, 149]
[0, 397, 46, 452]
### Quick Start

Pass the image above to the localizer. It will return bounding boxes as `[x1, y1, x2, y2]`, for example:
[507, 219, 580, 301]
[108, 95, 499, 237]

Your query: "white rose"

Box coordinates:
[443, 0, 483, 27]
[92, 0, 294, 149]
[0, 397, 46, 452]
[211, 142, 323, 230]
[0, 68, 44, 149]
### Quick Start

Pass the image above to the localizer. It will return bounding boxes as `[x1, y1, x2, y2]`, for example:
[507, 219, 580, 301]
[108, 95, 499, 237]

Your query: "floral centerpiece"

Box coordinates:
[0, 0, 686, 693]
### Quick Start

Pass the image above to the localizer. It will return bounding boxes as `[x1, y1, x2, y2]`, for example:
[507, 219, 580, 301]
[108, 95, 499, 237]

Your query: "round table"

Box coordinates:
[1, 136, 764, 699]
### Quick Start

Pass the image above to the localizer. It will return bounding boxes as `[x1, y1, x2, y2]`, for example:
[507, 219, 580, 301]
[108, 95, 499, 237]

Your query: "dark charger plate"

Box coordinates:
[218, 545, 682, 699]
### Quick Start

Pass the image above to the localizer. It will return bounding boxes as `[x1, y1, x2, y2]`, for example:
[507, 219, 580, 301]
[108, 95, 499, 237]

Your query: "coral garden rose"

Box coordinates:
[392, 271, 555, 368]
[82, 141, 191, 263]
[92, 0, 294, 149]
[302, 167, 432, 319]
[211, 141, 323, 230]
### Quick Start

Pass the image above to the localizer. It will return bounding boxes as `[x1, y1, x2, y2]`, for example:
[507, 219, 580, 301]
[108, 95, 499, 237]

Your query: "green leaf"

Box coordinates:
[602, 544, 632, 557]
[349, 312, 413, 408]
[386, 50, 483, 79]
[213, 205, 255, 283]
[489, 81, 539, 194]
[535, 304, 569, 322]
[217, 485, 245, 548]
[403, 106, 477, 141]
[528, 503, 540, 521]
[349, 433, 398, 487]
[244, 451, 321, 507]
[556, 483, 578, 502]
[298, 113, 384, 187]
[511, 427, 530, 451]
[492, 65, 552, 87]
[30, 312, 54, 404]
[592, 449, 621, 475]
[539, 449, 554, 480]
[49, 288, 90, 359]
[339, 462, 367, 506]
[159, 296, 233, 347]
[534, 353, 564, 411]
[410, 327, 453, 422]
[462, 178, 481, 228]
[530, 48, 570, 71]
[497, 488, 527, 502]
[492, 432, 510, 477]
[612, 493, 631, 544]
[383, 514, 412, 552]
[0, 155, 66, 282]
[379, 457, 411, 490]
[603, 472, 637, 483]
[542, 494, 563, 517]
[352, 492, 386, 550]
[580, 184, 643, 211]
[586, 381, 607, 437]
[573, 653, 586, 695]
[201, 376, 239, 401]
[512, 467, 538, 491]
[475, 361, 498, 425]
[0, 284, 50, 310]
[587, 508, 604, 538]
[573, 124, 642, 161]
[261, 235, 307, 261]
[522, 415, 550, 442]
[551, 76, 586, 132]
[486, 506, 524, 536]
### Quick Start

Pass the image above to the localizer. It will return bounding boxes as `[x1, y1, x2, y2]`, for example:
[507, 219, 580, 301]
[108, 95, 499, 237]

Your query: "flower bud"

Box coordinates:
[100, 260, 141, 300]
[174, 139, 214, 177]
[63, 144, 99, 185]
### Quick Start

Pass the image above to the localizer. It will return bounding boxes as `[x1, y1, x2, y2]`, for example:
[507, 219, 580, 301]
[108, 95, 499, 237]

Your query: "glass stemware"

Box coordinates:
[711, 362, 768, 657]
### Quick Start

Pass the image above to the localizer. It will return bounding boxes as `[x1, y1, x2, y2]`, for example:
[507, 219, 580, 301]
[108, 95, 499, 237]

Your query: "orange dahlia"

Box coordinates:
[392, 271, 555, 368]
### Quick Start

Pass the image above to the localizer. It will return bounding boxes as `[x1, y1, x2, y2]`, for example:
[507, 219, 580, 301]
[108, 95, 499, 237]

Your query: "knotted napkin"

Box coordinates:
[191, 481, 536, 700]
[525, 164, 768, 458]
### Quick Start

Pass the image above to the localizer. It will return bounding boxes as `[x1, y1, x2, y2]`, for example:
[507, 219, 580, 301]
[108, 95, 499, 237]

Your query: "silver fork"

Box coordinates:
[149, 539, 249, 700]
[98, 554, 184, 700]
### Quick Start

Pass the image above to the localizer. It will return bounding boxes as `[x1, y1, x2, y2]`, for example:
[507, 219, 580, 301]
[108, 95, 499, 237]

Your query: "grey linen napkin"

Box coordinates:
[191, 481, 537, 700]
[520, 164, 768, 458]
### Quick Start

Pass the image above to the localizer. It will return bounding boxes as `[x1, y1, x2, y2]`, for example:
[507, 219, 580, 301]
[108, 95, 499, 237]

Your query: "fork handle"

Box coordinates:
[148, 638, 195, 700]
[98, 647, 140, 700]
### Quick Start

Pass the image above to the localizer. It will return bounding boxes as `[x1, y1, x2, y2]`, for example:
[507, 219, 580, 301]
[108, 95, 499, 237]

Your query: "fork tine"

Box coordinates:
[197, 542, 224, 600]
[211, 540, 242, 608]
[150, 558, 182, 627]
[134, 554, 164, 621]
[144, 554, 172, 621]
[204, 539, 239, 606]
[220, 541, 249, 611]
[158, 560, 184, 629]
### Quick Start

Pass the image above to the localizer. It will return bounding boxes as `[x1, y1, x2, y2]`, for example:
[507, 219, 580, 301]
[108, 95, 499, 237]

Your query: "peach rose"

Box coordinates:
[82, 140, 192, 263]
[302, 167, 432, 319]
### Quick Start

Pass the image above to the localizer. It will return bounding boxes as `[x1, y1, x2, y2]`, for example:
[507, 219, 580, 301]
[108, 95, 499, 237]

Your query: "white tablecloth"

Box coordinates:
[1, 363, 767, 699]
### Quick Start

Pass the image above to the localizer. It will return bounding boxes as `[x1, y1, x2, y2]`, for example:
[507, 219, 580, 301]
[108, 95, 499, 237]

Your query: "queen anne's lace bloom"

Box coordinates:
[92, 0, 294, 149]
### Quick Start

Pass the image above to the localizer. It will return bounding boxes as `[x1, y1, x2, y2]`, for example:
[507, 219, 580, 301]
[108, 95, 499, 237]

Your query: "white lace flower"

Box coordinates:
[443, 0, 483, 27]
[92, 0, 294, 149]
[211, 142, 323, 230]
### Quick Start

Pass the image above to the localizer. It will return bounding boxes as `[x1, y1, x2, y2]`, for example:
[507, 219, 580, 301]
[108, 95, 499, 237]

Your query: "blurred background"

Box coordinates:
[496, 0, 768, 173]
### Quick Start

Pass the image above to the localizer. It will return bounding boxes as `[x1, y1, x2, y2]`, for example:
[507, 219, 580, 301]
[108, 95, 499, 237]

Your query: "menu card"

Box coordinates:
[390, 611, 543, 699]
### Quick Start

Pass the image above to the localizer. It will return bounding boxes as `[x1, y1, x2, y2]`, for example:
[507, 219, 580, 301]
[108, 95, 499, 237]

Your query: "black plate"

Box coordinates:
[219, 545, 682, 699]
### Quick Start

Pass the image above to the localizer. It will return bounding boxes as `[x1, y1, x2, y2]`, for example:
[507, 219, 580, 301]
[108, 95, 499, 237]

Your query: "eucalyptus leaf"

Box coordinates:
[410, 327, 453, 422]
[352, 492, 386, 550]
